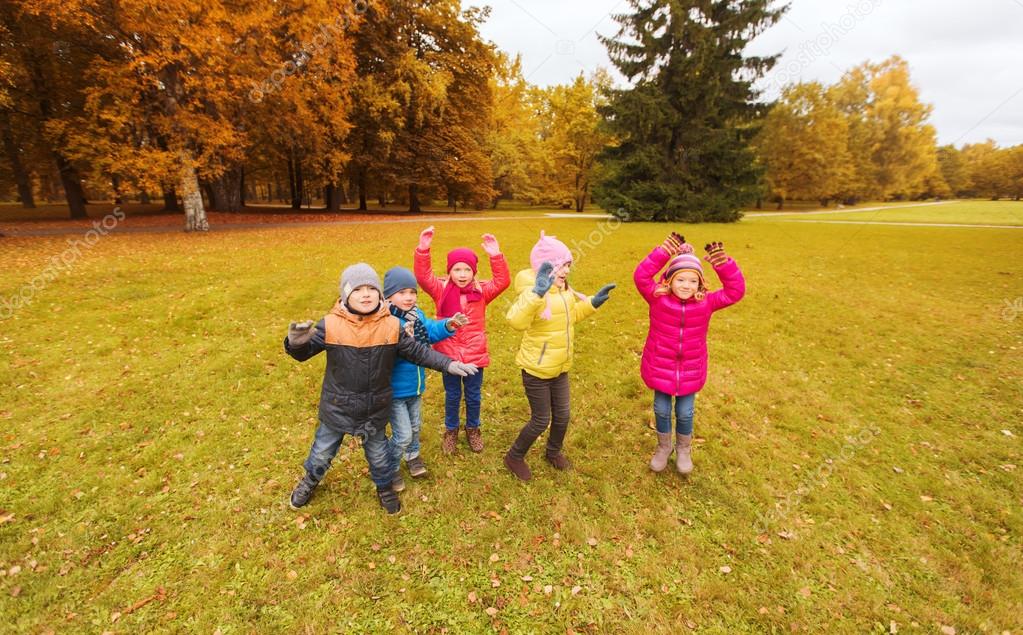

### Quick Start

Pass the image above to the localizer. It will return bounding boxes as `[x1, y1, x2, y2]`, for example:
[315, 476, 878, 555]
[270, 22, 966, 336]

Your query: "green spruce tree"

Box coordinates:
[595, 0, 786, 222]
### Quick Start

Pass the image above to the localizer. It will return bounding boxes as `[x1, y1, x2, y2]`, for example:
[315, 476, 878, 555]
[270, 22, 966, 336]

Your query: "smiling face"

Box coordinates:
[348, 285, 381, 313]
[670, 270, 701, 300]
[553, 262, 571, 289]
[389, 288, 417, 311]
[449, 263, 474, 288]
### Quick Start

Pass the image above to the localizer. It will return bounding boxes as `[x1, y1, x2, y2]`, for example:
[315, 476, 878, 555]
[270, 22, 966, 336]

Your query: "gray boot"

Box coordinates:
[675, 434, 693, 474]
[649, 432, 674, 472]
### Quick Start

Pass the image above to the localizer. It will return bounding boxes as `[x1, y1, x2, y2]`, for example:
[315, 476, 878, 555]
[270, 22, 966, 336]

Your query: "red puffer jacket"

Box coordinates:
[414, 247, 511, 367]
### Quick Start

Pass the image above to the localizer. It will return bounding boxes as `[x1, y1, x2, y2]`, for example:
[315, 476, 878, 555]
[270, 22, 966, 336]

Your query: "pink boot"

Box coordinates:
[675, 434, 693, 474]
[649, 432, 673, 472]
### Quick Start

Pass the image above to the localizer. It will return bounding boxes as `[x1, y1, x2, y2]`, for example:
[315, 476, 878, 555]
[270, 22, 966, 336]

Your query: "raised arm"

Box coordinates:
[479, 234, 512, 303]
[634, 243, 673, 303]
[283, 318, 327, 361]
[413, 226, 445, 302]
[704, 242, 746, 311]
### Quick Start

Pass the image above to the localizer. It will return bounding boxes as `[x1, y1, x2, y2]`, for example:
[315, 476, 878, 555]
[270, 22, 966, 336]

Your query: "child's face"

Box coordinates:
[670, 271, 700, 300]
[348, 285, 381, 313]
[553, 262, 571, 289]
[389, 288, 417, 311]
[449, 263, 474, 288]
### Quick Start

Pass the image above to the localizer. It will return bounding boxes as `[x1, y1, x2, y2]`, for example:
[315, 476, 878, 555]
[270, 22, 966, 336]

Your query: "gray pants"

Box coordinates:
[508, 370, 570, 460]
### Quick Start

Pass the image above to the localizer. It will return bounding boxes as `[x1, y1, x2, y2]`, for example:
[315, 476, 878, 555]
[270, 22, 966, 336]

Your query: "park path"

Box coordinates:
[744, 200, 953, 217]
[769, 219, 1022, 229]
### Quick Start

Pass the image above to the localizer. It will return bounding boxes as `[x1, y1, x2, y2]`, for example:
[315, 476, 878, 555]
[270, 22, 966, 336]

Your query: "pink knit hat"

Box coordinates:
[530, 231, 572, 272]
[446, 247, 478, 275]
[661, 244, 704, 284]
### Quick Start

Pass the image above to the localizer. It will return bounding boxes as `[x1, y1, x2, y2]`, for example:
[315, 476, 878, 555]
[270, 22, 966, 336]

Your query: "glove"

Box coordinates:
[288, 320, 315, 347]
[446, 312, 470, 330]
[481, 233, 501, 257]
[704, 241, 728, 267]
[418, 225, 435, 251]
[662, 232, 684, 255]
[591, 283, 616, 308]
[532, 261, 554, 297]
[447, 361, 479, 376]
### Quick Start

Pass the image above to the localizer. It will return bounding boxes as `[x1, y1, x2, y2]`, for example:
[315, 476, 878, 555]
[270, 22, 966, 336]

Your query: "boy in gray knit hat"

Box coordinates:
[284, 263, 478, 514]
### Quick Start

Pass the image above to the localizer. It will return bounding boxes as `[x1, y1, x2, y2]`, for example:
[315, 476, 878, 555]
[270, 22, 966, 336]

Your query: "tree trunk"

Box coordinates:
[139, 189, 151, 204]
[210, 168, 243, 211]
[179, 151, 209, 231]
[163, 187, 180, 212]
[287, 149, 303, 210]
[408, 183, 421, 213]
[357, 169, 368, 211]
[1, 112, 35, 208]
[325, 183, 342, 212]
[111, 173, 123, 204]
[54, 152, 88, 219]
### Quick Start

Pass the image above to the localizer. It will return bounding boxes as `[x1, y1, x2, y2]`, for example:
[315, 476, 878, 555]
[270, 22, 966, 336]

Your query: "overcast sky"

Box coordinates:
[466, 0, 1023, 146]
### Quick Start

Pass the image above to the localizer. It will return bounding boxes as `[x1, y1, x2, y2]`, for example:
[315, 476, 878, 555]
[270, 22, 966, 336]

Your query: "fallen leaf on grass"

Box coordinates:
[798, 587, 811, 598]
[920, 495, 933, 502]
[286, 570, 298, 580]
[587, 537, 598, 547]
[467, 591, 478, 603]
[939, 626, 955, 635]
[485, 607, 498, 617]
[719, 566, 732, 574]
[571, 586, 582, 595]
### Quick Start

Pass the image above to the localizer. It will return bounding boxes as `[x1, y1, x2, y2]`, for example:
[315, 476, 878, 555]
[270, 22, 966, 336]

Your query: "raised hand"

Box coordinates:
[532, 261, 555, 298]
[447, 312, 470, 330]
[288, 320, 315, 347]
[481, 233, 501, 257]
[447, 361, 479, 376]
[591, 283, 616, 308]
[662, 232, 684, 255]
[418, 226, 435, 251]
[704, 241, 727, 267]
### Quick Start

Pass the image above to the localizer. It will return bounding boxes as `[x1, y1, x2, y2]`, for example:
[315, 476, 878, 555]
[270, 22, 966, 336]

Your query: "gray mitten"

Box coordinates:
[447, 361, 479, 376]
[288, 320, 315, 347]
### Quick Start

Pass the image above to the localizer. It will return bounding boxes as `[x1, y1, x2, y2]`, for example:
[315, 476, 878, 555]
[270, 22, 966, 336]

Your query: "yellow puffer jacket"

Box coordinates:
[505, 268, 598, 379]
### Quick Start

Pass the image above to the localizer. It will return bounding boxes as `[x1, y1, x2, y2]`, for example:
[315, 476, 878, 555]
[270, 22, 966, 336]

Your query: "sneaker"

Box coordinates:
[407, 456, 428, 479]
[545, 453, 572, 471]
[503, 453, 532, 481]
[391, 472, 405, 493]
[289, 474, 319, 509]
[465, 427, 484, 453]
[442, 428, 458, 455]
[377, 487, 401, 514]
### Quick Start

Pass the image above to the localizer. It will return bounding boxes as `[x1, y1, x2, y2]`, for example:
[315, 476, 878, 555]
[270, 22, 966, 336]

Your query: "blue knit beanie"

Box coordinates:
[383, 266, 418, 299]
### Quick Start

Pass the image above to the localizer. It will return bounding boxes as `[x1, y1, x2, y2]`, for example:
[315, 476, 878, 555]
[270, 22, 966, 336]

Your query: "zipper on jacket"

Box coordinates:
[560, 291, 571, 355]
[537, 341, 548, 364]
[676, 300, 686, 393]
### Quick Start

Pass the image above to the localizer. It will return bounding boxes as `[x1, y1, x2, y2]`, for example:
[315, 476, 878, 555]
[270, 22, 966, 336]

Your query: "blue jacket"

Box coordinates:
[391, 307, 455, 399]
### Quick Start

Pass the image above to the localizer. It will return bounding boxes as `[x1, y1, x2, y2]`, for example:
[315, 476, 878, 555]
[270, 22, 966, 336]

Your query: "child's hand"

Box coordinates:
[447, 361, 479, 376]
[704, 241, 728, 267]
[591, 283, 616, 308]
[662, 233, 684, 255]
[288, 320, 315, 347]
[418, 226, 435, 251]
[447, 312, 470, 330]
[532, 262, 555, 297]
[481, 233, 501, 257]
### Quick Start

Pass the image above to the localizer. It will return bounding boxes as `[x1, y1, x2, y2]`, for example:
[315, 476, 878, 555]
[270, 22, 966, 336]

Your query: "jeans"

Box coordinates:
[653, 391, 696, 435]
[508, 370, 571, 460]
[303, 421, 393, 489]
[387, 395, 423, 472]
[442, 368, 484, 430]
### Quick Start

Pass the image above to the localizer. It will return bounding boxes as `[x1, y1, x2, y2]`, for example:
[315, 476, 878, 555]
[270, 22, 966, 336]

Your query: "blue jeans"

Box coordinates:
[442, 368, 484, 430]
[653, 391, 696, 435]
[303, 422, 393, 489]
[387, 395, 423, 472]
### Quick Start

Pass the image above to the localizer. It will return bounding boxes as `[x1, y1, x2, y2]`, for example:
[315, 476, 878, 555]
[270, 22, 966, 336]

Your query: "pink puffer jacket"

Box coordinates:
[634, 246, 746, 396]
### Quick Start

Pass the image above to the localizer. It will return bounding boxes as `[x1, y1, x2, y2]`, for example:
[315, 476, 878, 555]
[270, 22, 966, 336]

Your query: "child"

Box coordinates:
[414, 226, 511, 454]
[382, 266, 470, 490]
[503, 231, 615, 481]
[284, 263, 479, 514]
[633, 234, 745, 474]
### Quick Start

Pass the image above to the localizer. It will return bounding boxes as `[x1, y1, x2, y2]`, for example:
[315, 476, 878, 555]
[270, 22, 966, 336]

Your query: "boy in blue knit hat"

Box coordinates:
[383, 266, 470, 489]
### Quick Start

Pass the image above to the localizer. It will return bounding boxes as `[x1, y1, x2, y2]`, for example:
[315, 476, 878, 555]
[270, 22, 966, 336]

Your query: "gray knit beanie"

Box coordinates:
[339, 263, 382, 303]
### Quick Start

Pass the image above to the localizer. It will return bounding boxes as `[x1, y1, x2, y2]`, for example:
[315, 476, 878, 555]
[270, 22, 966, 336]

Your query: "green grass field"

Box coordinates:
[752, 200, 1023, 226]
[1, 203, 1021, 633]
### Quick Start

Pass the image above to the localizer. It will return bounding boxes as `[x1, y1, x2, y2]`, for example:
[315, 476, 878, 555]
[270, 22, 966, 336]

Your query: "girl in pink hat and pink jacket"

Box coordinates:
[634, 233, 746, 474]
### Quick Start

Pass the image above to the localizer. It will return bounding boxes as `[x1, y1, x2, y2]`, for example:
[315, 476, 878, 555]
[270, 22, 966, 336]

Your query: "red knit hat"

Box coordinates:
[446, 248, 478, 275]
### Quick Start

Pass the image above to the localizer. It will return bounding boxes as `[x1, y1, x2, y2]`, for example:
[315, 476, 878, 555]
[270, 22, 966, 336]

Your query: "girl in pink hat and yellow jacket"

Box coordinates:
[634, 233, 746, 475]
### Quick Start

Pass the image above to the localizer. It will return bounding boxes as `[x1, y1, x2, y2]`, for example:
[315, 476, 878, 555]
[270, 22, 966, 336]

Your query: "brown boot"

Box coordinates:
[650, 432, 674, 472]
[545, 453, 572, 470]
[465, 427, 484, 453]
[442, 428, 458, 455]
[675, 433, 693, 474]
[503, 452, 532, 481]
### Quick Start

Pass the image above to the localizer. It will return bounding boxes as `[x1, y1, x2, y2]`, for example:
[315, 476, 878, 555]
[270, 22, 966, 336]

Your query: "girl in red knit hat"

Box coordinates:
[414, 226, 511, 454]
